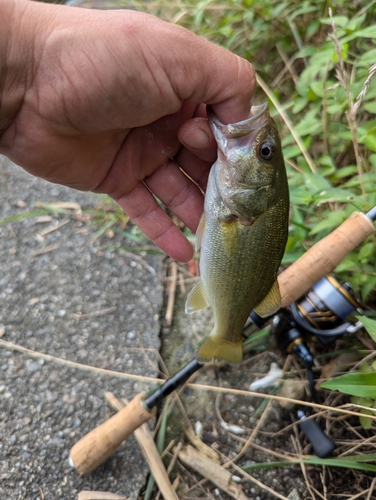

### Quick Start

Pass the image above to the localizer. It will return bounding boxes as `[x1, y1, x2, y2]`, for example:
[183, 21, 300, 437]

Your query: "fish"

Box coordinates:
[185, 102, 289, 364]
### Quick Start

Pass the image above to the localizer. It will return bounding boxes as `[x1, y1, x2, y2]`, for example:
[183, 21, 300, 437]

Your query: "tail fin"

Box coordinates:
[197, 335, 243, 365]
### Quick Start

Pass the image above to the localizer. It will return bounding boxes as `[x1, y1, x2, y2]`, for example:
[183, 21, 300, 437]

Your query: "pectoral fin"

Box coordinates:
[185, 279, 210, 314]
[195, 212, 206, 252]
[254, 280, 281, 318]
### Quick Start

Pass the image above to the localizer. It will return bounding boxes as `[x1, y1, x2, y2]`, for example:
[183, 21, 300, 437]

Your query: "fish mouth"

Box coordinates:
[208, 103, 269, 139]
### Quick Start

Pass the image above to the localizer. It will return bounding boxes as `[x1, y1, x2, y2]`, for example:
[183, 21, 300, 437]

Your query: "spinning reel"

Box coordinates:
[269, 275, 363, 399]
[269, 276, 362, 458]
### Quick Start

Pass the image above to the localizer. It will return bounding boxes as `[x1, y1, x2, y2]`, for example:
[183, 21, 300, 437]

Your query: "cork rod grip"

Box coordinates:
[278, 211, 374, 308]
[69, 393, 153, 474]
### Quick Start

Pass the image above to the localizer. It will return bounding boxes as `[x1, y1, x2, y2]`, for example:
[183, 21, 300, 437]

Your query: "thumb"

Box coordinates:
[163, 27, 255, 124]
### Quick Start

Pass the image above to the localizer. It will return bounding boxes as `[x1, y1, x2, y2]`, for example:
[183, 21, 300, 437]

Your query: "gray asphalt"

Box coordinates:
[0, 156, 164, 499]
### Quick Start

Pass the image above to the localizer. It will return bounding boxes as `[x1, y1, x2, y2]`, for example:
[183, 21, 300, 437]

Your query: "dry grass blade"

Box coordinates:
[2, 338, 376, 423]
[291, 432, 318, 500]
[77, 492, 128, 500]
[32, 244, 60, 257]
[119, 249, 157, 276]
[365, 477, 376, 500]
[156, 442, 182, 500]
[225, 357, 290, 465]
[353, 62, 376, 115]
[329, 7, 366, 198]
[189, 383, 376, 422]
[184, 427, 220, 463]
[229, 463, 290, 500]
[165, 261, 178, 326]
[226, 397, 273, 465]
[178, 444, 248, 500]
[38, 217, 70, 236]
[71, 307, 117, 319]
[34, 201, 82, 212]
[135, 424, 179, 500]
[0, 338, 164, 384]
[347, 489, 374, 500]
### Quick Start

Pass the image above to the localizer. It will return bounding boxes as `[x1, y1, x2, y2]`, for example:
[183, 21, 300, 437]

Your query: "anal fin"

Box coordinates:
[254, 280, 281, 318]
[185, 279, 210, 314]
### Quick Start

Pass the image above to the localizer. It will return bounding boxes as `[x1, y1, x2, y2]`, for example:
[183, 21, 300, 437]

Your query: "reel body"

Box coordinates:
[293, 275, 362, 344]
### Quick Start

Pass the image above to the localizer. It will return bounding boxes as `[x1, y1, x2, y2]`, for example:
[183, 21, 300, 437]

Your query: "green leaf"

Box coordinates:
[0, 209, 50, 225]
[356, 316, 376, 343]
[321, 372, 376, 399]
[326, 102, 346, 115]
[358, 242, 375, 262]
[310, 81, 323, 97]
[313, 188, 361, 205]
[359, 363, 372, 374]
[243, 454, 376, 472]
[360, 410, 374, 430]
[309, 211, 346, 235]
[304, 172, 332, 193]
[292, 98, 309, 114]
[289, 187, 313, 205]
[335, 252, 361, 273]
[330, 165, 358, 181]
[346, 13, 367, 32]
[359, 48, 376, 65]
[341, 26, 376, 43]
[351, 396, 373, 406]
[363, 102, 376, 114]
[320, 16, 348, 28]
[304, 456, 376, 472]
[361, 275, 376, 302]
[283, 145, 302, 159]
[359, 134, 376, 153]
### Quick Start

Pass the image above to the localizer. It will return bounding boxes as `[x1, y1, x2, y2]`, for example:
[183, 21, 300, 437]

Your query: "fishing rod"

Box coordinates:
[69, 207, 376, 474]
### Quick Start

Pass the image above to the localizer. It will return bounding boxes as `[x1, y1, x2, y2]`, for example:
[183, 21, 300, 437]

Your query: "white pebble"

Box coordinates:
[249, 362, 283, 391]
[220, 421, 246, 435]
[194, 421, 203, 438]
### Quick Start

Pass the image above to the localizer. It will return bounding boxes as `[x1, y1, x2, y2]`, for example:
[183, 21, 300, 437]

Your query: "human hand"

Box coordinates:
[0, 0, 255, 261]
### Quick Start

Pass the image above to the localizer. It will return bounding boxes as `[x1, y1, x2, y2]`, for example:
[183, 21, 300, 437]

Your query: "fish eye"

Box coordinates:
[258, 142, 274, 161]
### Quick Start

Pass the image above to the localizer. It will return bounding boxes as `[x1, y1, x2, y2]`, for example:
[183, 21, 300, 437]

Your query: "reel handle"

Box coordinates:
[279, 211, 374, 307]
[69, 393, 153, 474]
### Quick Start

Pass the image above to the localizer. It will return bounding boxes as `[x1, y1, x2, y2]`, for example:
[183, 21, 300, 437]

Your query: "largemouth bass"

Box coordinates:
[185, 103, 289, 364]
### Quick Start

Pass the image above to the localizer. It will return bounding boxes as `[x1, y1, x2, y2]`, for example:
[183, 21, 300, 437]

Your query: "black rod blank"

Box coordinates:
[144, 357, 203, 410]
